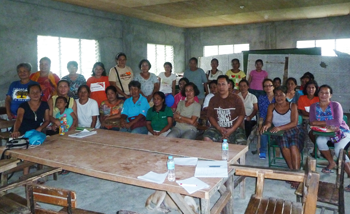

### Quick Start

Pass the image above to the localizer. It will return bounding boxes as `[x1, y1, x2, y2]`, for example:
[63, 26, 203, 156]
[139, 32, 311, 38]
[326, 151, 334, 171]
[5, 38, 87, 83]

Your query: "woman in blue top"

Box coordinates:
[285, 77, 300, 103]
[120, 81, 150, 134]
[257, 79, 275, 158]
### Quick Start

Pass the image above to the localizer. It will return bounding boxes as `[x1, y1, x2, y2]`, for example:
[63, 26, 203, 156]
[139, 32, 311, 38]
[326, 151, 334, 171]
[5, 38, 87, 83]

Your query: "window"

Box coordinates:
[203, 44, 249, 57]
[37, 35, 100, 79]
[297, 39, 350, 56]
[147, 44, 174, 75]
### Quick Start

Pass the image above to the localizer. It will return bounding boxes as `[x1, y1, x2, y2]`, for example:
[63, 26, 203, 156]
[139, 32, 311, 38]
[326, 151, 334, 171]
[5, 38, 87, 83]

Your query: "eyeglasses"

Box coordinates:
[263, 85, 273, 88]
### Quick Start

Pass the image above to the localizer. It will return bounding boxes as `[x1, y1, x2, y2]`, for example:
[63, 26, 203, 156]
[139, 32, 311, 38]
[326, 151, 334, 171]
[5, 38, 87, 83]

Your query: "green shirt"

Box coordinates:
[146, 106, 173, 131]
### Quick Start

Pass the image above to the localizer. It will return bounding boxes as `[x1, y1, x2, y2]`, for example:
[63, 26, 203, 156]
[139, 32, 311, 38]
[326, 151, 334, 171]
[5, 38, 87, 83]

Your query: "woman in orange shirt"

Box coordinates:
[297, 80, 319, 117]
[87, 62, 110, 106]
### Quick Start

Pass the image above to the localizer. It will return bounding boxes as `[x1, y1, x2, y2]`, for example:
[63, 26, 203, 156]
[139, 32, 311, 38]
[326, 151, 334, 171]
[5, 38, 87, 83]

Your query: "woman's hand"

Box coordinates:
[11, 131, 21, 139]
[246, 116, 251, 121]
[270, 126, 281, 133]
[124, 122, 131, 129]
[53, 119, 61, 127]
[7, 113, 13, 121]
[174, 112, 181, 120]
[147, 95, 152, 102]
[260, 124, 271, 134]
[36, 127, 43, 132]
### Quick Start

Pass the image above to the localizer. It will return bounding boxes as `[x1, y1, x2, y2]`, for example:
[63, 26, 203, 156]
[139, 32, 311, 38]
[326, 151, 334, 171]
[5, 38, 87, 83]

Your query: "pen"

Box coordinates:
[209, 165, 221, 167]
[179, 183, 197, 187]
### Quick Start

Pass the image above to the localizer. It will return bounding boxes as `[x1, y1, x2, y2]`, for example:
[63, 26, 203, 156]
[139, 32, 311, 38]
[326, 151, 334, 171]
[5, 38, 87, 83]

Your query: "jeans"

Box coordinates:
[166, 126, 197, 140]
[120, 126, 148, 135]
[260, 134, 268, 154]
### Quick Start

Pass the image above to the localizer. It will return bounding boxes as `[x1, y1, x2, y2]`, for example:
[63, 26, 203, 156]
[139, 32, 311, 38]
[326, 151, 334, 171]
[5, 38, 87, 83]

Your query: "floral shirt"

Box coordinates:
[61, 74, 86, 99]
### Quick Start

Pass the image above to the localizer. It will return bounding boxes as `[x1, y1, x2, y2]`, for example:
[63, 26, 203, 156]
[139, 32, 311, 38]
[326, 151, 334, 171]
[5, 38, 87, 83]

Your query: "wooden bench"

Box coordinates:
[295, 149, 345, 214]
[233, 157, 319, 214]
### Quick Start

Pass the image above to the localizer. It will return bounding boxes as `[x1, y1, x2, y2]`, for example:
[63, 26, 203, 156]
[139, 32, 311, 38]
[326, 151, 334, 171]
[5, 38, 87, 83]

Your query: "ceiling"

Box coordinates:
[53, 0, 350, 28]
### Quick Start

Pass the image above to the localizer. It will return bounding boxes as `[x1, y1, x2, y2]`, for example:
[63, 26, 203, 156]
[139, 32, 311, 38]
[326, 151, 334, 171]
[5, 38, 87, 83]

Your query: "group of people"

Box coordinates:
[5, 55, 350, 191]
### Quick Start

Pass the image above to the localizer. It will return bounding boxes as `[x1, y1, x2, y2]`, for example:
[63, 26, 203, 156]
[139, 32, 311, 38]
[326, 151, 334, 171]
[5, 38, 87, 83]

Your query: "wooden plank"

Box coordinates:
[265, 198, 277, 214]
[291, 202, 302, 214]
[317, 182, 337, 204]
[256, 198, 268, 214]
[255, 172, 265, 198]
[0, 167, 61, 192]
[244, 195, 261, 214]
[2, 193, 27, 206]
[166, 192, 196, 214]
[210, 190, 231, 214]
[239, 153, 246, 199]
[0, 120, 15, 129]
[282, 201, 291, 214]
[200, 198, 210, 214]
[234, 167, 304, 182]
[223, 174, 233, 214]
[274, 199, 284, 214]
[0, 159, 20, 173]
[0, 196, 30, 214]
[3, 161, 36, 175]
[303, 173, 320, 214]
[60, 207, 104, 214]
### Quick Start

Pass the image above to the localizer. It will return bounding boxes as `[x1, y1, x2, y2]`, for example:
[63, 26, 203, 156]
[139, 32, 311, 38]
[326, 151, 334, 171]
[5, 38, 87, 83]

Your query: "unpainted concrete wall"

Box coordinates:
[0, 0, 185, 100]
[185, 15, 350, 59]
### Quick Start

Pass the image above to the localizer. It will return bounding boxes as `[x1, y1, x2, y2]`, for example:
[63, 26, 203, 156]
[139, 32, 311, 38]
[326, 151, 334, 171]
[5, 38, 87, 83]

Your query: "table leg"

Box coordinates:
[167, 192, 196, 214]
[200, 198, 210, 214]
[239, 154, 246, 199]
[224, 173, 234, 214]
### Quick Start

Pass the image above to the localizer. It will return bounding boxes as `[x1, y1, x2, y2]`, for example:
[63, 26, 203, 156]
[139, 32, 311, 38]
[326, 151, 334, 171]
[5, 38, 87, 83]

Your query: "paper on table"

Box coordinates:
[137, 171, 168, 184]
[194, 161, 228, 178]
[176, 177, 210, 194]
[305, 106, 310, 112]
[174, 157, 198, 166]
[68, 129, 97, 138]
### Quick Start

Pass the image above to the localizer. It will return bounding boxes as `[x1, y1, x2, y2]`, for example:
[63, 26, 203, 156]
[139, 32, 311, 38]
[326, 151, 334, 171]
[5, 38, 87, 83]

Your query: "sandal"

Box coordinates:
[345, 185, 350, 192]
[321, 167, 334, 174]
[59, 170, 70, 175]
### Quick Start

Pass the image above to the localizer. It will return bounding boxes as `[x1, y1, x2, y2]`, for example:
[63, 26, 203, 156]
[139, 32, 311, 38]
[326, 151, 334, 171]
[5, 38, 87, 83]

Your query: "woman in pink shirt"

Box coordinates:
[248, 59, 268, 97]
[171, 77, 199, 111]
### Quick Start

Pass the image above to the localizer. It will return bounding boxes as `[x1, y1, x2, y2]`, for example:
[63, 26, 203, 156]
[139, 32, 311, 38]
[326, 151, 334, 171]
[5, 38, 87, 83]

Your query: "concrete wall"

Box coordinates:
[0, 0, 185, 100]
[185, 15, 350, 59]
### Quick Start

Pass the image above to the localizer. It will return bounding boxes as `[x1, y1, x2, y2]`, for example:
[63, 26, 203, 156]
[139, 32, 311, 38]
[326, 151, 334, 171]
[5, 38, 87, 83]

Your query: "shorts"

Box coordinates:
[271, 125, 305, 152]
[203, 127, 247, 145]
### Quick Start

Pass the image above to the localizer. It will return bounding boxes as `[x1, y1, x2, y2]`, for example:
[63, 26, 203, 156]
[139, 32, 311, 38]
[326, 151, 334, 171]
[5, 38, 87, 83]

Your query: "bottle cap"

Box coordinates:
[223, 139, 228, 142]
[169, 156, 173, 159]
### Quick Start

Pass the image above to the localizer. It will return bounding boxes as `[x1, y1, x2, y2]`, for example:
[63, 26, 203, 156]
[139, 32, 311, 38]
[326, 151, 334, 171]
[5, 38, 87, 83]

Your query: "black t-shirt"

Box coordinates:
[18, 101, 49, 134]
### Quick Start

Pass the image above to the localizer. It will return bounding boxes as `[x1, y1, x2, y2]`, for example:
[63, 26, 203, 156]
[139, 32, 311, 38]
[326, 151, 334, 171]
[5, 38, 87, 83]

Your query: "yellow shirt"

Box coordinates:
[225, 70, 246, 90]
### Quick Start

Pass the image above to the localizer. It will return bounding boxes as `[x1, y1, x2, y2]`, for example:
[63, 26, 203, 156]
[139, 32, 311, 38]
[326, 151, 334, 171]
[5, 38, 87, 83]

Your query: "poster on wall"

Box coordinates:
[288, 55, 350, 113]
[247, 54, 287, 82]
[199, 53, 244, 75]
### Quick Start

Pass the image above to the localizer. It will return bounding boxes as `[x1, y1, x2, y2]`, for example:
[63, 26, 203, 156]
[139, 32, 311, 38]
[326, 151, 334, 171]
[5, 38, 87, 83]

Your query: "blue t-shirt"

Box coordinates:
[6, 80, 38, 115]
[258, 94, 275, 121]
[121, 94, 150, 121]
[55, 108, 74, 132]
[183, 68, 207, 99]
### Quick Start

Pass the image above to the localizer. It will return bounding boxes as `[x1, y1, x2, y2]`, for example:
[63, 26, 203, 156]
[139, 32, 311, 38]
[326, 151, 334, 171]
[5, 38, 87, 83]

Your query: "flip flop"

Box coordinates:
[345, 185, 350, 192]
[321, 167, 334, 174]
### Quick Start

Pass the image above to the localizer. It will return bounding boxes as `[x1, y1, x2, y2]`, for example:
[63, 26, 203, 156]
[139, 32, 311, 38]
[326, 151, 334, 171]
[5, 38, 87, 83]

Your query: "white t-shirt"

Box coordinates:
[76, 98, 101, 128]
[202, 93, 215, 109]
[238, 92, 258, 120]
[158, 72, 176, 94]
[206, 70, 223, 81]
[108, 65, 133, 97]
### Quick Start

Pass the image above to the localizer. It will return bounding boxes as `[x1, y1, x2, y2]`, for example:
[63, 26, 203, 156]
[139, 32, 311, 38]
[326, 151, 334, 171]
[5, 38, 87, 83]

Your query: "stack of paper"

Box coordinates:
[194, 161, 228, 178]
[176, 177, 209, 194]
[137, 171, 168, 184]
[174, 157, 198, 166]
[68, 129, 97, 138]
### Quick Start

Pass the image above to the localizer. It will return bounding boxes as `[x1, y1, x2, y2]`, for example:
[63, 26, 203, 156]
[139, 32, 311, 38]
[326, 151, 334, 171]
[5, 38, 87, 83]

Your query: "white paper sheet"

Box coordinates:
[137, 171, 168, 184]
[176, 177, 210, 194]
[194, 161, 228, 178]
[68, 129, 97, 138]
[174, 157, 198, 166]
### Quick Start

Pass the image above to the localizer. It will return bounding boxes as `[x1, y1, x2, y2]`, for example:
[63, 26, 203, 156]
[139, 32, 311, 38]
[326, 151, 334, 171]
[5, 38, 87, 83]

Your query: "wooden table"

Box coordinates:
[1, 130, 248, 214]
[0, 119, 14, 130]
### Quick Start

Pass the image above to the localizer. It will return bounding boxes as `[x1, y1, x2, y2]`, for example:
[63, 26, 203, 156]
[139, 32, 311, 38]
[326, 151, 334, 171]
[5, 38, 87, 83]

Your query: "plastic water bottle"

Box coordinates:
[167, 156, 175, 182]
[222, 139, 229, 160]
[59, 120, 65, 135]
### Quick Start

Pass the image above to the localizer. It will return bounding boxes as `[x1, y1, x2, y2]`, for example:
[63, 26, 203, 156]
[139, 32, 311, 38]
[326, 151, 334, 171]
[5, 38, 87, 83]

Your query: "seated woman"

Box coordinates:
[167, 82, 201, 140]
[99, 86, 124, 131]
[6, 63, 38, 120]
[297, 80, 319, 117]
[76, 85, 101, 128]
[11, 84, 50, 138]
[146, 92, 173, 136]
[261, 86, 305, 188]
[238, 79, 258, 138]
[309, 85, 350, 174]
[120, 81, 150, 134]
[51, 96, 77, 133]
[285, 77, 300, 103]
[133, 59, 159, 103]
[171, 77, 199, 111]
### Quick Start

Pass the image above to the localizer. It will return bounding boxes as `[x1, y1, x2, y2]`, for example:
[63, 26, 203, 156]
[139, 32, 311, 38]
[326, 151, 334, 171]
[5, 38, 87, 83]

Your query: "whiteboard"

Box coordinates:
[199, 53, 244, 75]
[288, 55, 350, 113]
[247, 54, 287, 81]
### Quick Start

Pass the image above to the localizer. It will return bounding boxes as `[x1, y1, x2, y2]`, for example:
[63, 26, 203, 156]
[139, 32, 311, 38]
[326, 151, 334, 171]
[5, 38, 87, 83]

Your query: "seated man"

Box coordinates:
[202, 80, 217, 110]
[203, 75, 246, 144]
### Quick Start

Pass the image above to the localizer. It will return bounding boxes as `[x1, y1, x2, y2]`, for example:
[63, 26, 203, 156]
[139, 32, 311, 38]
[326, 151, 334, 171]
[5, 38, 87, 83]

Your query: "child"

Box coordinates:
[248, 59, 268, 97]
[52, 96, 77, 133]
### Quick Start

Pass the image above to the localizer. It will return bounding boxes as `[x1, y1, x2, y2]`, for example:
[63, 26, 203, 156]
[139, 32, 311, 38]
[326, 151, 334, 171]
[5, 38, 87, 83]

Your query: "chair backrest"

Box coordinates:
[343, 115, 348, 124]
[27, 184, 77, 214]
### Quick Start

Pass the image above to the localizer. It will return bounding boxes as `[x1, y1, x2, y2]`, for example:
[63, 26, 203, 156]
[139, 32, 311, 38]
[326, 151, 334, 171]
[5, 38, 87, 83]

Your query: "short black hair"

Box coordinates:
[129, 80, 141, 90]
[273, 77, 281, 83]
[17, 63, 32, 72]
[57, 79, 70, 87]
[303, 80, 319, 96]
[153, 91, 166, 106]
[211, 58, 219, 64]
[163, 62, 172, 69]
[115, 52, 127, 60]
[286, 77, 298, 87]
[40, 57, 51, 65]
[67, 61, 78, 69]
[273, 86, 287, 94]
[255, 59, 263, 66]
[231, 58, 240, 64]
[189, 57, 198, 65]
[28, 84, 41, 94]
[319, 84, 333, 95]
[178, 77, 189, 85]
[239, 79, 249, 87]
[139, 59, 151, 70]
[209, 80, 217, 87]
[303, 72, 314, 80]
[181, 82, 200, 97]
[92, 62, 107, 76]
[78, 85, 90, 94]
[56, 96, 68, 104]
[105, 85, 117, 95]
[262, 78, 274, 88]
[217, 75, 230, 84]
